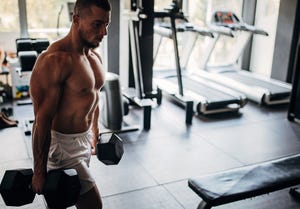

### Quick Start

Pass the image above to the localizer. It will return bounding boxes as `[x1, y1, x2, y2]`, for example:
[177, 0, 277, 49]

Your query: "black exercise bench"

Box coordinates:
[188, 154, 300, 209]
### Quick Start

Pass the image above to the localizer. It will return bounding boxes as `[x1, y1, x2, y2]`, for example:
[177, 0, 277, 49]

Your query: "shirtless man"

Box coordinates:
[30, 0, 111, 208]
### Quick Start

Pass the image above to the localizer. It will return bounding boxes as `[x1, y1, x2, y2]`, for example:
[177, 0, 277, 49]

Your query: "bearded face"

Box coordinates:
[74, 5, 110, 49]
[78, 27, 101, 49]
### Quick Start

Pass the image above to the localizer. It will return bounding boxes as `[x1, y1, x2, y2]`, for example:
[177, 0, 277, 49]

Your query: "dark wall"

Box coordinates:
[287, 0, 300, 121]
[107, 0, 120, 74]
[272, 0, 298, 82]
[241, 0, 256, 70]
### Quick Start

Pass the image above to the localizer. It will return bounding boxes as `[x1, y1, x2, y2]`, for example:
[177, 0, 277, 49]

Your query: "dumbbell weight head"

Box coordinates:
[0, 169, 81, 208]
[43, 169, 81, 209]
[0, 169, 35, 206]
[97, 133, 124, 165]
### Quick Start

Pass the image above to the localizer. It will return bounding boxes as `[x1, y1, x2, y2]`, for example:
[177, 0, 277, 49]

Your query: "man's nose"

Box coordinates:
[100, 26, 107, 36]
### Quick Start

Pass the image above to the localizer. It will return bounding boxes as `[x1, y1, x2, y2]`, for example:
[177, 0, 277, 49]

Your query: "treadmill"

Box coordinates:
[153, 2, 247, 123]
[204, 11, 292, 105]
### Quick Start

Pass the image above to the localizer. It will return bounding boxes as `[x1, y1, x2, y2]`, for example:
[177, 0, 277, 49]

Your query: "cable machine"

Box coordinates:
[122, 0, 163, 129]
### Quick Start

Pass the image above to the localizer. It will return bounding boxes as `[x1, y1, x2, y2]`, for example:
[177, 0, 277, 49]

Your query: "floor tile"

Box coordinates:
[0, 127, 30, 163]
[164, 180, 200, 209]
[89, 155, 158, 197]
[124, 133, 242, 184]
[102, 186, 184, 209]
[200, 120, 300, 164]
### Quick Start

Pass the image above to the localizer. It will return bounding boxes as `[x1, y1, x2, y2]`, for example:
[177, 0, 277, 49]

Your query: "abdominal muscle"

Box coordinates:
[52, 89, 99, 134]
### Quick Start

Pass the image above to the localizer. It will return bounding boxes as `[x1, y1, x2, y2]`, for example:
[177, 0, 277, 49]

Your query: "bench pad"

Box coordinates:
[188, 154, 300, 206]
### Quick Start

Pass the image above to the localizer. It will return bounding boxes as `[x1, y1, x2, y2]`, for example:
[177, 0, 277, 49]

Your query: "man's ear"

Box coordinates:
[73, 14, 79, 25]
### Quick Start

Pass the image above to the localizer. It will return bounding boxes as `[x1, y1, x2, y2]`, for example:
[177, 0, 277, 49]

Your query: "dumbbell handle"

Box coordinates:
[27, 183, 44, 195]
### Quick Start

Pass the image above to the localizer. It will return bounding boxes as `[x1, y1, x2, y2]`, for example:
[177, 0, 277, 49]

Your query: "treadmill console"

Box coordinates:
[209, 11, 268, 36]
[212, 11, 240, 26]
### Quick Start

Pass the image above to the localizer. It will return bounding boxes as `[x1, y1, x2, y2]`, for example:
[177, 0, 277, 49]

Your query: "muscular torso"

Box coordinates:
[31, 39, 105, 134]
[53, 52, 104, 133]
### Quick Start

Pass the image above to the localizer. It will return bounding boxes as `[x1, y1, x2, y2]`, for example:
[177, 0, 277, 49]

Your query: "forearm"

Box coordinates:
[32, 119, 52, 176]
[91, 105, 99, 154]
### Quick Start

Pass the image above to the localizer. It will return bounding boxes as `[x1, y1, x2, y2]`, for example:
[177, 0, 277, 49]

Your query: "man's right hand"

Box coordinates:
[32, 173, 46, 194]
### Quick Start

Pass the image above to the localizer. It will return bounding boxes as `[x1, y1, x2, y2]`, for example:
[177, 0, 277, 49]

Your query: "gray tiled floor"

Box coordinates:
[0, 98, 300, 209]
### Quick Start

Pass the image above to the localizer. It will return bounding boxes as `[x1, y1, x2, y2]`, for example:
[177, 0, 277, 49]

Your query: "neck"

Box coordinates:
[66, 27, 90, 55]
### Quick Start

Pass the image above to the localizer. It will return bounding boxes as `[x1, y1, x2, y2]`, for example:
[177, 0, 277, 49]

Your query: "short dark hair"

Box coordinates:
[74, 0, 111, 16]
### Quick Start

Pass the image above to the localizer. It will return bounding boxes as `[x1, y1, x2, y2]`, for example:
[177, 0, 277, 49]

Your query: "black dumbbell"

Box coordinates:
[97, 133, 124, 165]
[0, 168, 81, 208]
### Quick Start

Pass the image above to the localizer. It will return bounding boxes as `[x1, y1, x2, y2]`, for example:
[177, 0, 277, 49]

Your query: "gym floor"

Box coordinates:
[0, 97, 300, 209]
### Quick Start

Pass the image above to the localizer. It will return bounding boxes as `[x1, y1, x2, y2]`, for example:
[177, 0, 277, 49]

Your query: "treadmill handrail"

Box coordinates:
[221, 23, 269, 36]
[207, 24, 234, 37]
[154, 25, 172, 38]
[208, 10, 269, 36]
[241, 23, 269, 36]
[154, 10, 187, 21]
[192, 25, 214, 38]
[154, 23, 214, 38]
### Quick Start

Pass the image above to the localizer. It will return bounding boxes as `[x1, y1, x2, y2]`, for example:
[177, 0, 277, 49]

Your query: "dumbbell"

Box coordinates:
[0, 168, 81, 208]
[97, 133, 124, 165]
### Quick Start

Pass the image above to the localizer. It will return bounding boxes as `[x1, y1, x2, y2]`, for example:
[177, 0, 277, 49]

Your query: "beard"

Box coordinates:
[79, 29, 101, 49]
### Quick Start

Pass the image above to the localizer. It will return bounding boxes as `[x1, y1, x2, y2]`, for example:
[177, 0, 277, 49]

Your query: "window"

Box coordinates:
[0, 0, 19, 32]
[0, 0, 20, 52]
[250, 1, 280, 77]
[153, 0, 187, 70]
[154, 1, 172, 11]
[26, 0, 74, 42]
[189, 0, 243, 68]
[153, 0, 243, 71]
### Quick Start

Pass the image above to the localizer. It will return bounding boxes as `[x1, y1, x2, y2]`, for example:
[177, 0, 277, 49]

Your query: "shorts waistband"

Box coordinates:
[51, 127, 92, 140]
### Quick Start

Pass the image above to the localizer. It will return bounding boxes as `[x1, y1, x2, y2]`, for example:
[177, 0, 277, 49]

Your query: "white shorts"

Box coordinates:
[47, 128, 96, 195]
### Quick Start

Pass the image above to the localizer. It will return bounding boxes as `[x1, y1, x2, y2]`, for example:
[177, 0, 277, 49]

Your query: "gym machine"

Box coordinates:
[154, 0, 193, 124]
[12, 38, 49, 103]
[205, 11, 292, 105]
[123, 0, 162, 130]
[153, 1, 247, 123]
[16, 38, 50, 54]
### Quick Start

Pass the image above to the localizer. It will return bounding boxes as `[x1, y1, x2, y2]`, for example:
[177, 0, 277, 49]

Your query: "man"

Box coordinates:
[30, 0, 111, 208]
